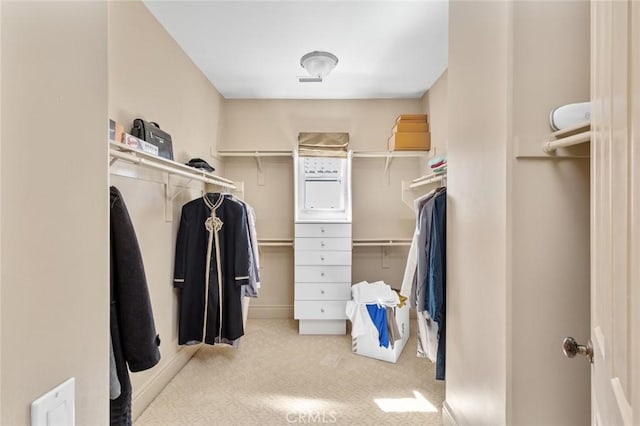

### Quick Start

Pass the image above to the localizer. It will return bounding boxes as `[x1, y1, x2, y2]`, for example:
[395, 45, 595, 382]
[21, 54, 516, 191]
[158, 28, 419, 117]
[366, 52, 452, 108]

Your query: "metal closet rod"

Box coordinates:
[258, 239, 294, 247]
[352, 239, 412, 247]
[543, 130, 591, 154]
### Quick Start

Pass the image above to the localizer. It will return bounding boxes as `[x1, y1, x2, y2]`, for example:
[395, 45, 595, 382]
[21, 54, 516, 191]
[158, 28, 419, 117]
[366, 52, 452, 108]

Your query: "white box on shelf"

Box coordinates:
[351, 303, 410, 363]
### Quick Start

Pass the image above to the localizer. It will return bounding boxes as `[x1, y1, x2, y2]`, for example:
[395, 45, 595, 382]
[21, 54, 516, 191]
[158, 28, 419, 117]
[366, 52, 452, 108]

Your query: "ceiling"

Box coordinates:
[143, 1, 449, 100]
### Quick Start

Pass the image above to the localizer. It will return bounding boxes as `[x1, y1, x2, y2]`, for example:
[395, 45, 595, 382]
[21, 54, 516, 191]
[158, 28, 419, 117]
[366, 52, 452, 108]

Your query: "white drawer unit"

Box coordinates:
[294, 221, 352, 335]
[295, 223, 352, 238]
[294, 266, 351, 283]
[295, 237, 352, 251]
[295, 283, 351, 301]
[294, 251, 352, 266]
[294, 300, 349, 320]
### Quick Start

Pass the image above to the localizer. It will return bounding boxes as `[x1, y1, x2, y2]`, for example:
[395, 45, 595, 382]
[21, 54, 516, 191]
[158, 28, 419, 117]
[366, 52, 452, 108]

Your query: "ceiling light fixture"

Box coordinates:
[299, 51, 339, 83]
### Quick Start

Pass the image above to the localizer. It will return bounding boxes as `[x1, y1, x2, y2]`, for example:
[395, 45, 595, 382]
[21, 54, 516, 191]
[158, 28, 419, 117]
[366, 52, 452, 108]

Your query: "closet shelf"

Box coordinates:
[401, 172, 447, 211]
[217, 150, 293, 158]
[351, 151, 431, 158]
[217, 150, 293, 185]
[110, 142, 235, 189]
[543, 121, 591, 154]
[409, 172, 447, 189]
[352, 150, 434, 184]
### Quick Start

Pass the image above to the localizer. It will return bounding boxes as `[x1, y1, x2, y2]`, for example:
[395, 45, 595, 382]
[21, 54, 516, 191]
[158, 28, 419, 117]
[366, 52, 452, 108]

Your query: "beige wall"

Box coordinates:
[108, 1, 226, 419]
[1, 2, 109, 424]
[422, 69, 448, 157]
[445, 1, 510, 424]
[445, 1, 590, 425]
[220, 99, 425, 317]
[108, 1, 224, 169]
[510, 2, 590, 424]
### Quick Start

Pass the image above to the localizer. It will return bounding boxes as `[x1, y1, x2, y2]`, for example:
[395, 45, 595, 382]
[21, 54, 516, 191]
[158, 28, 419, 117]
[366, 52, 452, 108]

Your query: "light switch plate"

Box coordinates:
[31, 377, 75, 426]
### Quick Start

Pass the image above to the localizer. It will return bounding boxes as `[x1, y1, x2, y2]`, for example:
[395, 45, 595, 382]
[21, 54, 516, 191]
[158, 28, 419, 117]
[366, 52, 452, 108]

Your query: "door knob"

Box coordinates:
[562, 337, 593, 363]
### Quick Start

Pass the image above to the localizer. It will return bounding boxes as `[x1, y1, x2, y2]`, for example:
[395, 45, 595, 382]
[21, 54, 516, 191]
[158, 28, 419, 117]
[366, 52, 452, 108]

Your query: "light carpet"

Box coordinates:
[135, 319, 445, 425]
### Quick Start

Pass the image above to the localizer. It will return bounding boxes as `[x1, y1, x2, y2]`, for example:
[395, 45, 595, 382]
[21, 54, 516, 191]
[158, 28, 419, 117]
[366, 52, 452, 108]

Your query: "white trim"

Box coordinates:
[594, 325, 606, 360]
[611, 377, 633, 426]
[235, 276, 250, 280]
[132, 345, 199, 420]
[442, 401, 458, 426]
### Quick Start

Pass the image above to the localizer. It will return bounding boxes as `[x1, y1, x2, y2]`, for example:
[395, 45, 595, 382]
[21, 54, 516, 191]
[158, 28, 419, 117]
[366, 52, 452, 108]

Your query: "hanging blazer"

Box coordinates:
[110, 186, 161, 425]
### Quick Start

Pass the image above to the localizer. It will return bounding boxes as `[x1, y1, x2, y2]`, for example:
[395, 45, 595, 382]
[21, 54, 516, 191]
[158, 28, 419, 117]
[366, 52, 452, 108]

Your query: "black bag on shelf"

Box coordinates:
[131, 119, 174, 160]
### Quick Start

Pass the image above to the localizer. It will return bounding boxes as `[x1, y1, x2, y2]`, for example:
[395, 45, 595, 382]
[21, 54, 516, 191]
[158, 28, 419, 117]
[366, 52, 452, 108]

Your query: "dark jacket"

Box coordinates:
[110, 186, 161, 425]
[173, 194, 251, 345]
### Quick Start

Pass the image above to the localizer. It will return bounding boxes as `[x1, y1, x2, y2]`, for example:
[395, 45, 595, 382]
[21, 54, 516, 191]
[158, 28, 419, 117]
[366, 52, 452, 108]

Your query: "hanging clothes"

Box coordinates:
[227, 195, 261, 297]
[426, 189, 447, 380]
[173, 193, 253, 346]
[399, 186, 447, 380]
[110, 186, 161, 426]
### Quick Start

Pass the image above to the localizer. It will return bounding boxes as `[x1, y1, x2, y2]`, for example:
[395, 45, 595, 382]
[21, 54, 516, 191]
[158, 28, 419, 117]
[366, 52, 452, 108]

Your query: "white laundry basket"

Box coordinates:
[351, 303, 410, 363]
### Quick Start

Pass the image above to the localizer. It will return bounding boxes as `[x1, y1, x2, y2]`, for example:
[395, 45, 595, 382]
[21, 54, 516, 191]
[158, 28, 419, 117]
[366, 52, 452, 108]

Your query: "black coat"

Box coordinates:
[173, 194, 251, 345]
[110, 186, 161, 425]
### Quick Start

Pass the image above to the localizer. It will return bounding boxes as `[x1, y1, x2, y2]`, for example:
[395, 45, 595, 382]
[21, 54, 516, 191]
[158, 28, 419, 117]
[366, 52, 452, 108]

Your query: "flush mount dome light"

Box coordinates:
[299, 51, 339, 83]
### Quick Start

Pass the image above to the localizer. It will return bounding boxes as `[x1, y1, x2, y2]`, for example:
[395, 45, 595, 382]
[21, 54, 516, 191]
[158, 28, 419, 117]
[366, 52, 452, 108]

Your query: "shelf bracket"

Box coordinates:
[109, 157, 119, 167]
[400, 181, 415, 212]
[384, 156, 392, 185]
[381, 246, 390, 268]
[254, 153, 265, 186]
[164, 180, 173, 222]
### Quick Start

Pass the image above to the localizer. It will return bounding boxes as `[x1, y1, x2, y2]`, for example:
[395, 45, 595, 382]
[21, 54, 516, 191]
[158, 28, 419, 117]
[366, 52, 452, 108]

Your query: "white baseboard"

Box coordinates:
[442, 401, 458, 426]
[132, 345, 199, 420]
[248, 304, 293, 319]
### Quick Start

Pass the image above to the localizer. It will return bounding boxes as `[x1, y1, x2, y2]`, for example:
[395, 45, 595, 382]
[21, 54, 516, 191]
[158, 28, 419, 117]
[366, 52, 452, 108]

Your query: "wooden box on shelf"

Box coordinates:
[388, 114, 431, 151]
[388, 131, 431, 151]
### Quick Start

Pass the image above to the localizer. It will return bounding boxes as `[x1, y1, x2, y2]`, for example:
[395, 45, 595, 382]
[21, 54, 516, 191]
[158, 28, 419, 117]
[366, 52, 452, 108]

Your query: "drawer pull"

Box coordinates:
[320, 256, 325, 261]
[320, 290, 325, 294]
[321, 228, 325, 233]
[320, 272, 325, 277]
[320, 308, 325, 313]
[320, 242, 325, 247]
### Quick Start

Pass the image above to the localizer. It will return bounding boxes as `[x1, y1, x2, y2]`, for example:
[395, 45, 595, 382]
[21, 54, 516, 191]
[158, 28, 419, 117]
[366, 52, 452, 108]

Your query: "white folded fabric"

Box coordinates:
[350, 280, 399, 306]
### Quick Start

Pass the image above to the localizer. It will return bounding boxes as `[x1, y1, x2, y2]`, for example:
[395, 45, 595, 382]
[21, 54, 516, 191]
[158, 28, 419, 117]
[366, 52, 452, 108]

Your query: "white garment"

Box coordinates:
[351, 280, 399, 306]
[416, 310, 439, 362]
[400, 230, 419, 306]
[400, 189, 438, 307]
[345, 301, 379, 341]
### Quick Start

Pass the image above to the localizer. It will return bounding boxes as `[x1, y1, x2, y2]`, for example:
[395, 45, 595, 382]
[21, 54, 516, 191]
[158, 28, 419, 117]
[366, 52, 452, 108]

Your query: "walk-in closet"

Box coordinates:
[3, 0, 639, 425]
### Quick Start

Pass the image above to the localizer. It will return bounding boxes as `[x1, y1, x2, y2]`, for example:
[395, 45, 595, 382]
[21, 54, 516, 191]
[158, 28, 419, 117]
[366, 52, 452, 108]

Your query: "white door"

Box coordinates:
[587, 0, 640, 424]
